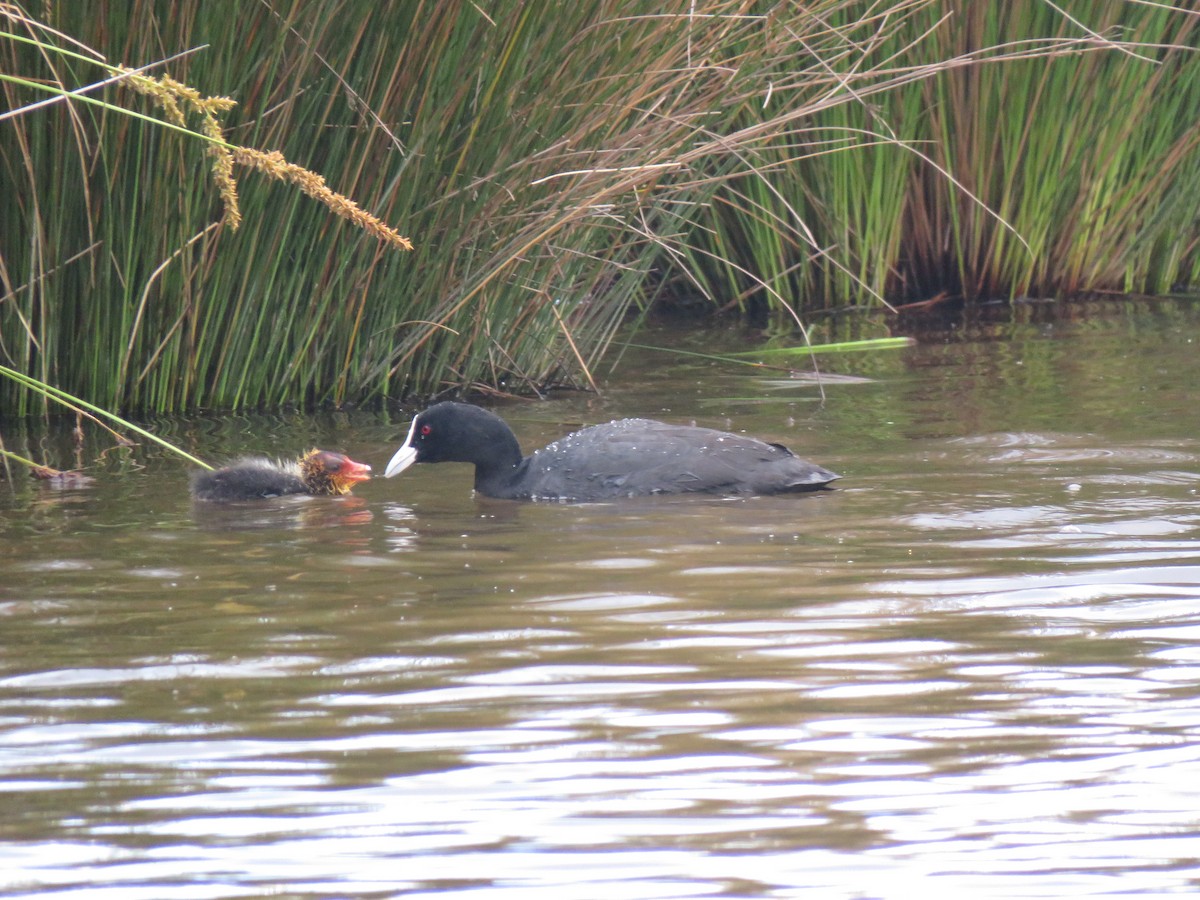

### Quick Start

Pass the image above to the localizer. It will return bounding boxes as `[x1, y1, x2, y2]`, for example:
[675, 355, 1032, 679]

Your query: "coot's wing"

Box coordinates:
[524, 419, 836, 500]
[624, 421, 836, 495]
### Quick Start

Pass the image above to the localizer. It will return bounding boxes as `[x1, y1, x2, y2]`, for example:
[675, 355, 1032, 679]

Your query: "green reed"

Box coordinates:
[681, 1, 1200, 312]
[0, 364, 212, 468]
[3, 1, 794, 412]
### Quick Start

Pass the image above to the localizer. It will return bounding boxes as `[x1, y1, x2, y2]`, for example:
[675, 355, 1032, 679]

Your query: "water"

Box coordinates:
[2, 300, 1200, 898]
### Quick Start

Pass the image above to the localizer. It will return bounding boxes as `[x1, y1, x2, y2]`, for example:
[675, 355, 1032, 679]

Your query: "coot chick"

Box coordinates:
[191, 449, 371, 502]
[383, 401, 838, 501]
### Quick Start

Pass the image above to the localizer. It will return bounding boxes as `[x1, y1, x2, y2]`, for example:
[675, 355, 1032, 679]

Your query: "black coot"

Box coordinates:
[383, 401, 838, 501]
[191, 449, 372, 502]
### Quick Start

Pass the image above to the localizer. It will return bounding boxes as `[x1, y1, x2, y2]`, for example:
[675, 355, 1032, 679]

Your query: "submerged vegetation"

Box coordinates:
[2, 1, 1199, 416]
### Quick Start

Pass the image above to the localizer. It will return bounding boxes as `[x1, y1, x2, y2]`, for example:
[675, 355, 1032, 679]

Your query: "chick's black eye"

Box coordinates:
[420, 425, 432, 436]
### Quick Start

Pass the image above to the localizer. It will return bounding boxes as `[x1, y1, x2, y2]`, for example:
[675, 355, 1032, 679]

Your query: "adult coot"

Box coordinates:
[383, 401, 838, 501]
[191, 449, 371, 502]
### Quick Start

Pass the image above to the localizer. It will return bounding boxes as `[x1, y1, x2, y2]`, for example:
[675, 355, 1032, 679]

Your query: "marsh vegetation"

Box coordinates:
[2, 1, 1199, 415]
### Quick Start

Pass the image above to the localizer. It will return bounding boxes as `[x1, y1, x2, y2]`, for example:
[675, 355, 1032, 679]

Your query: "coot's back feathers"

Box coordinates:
[384, 402, 837, 501]
[191, 449, 371, 502]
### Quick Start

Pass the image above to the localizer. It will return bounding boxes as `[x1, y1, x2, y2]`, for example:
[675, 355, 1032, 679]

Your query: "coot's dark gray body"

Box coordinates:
[384, 402, 838, 502]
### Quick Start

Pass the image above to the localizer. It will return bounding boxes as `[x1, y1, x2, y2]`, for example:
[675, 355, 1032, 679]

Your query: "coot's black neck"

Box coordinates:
[462, 413, 526, 497]
[474, 453, 531, 498]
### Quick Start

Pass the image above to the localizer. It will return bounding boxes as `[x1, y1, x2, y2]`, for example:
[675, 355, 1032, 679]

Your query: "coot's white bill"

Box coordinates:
[384, 418, 420, 477]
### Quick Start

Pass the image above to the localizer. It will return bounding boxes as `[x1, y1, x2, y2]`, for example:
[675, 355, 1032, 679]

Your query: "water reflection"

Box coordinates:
[3, 306, 1200, 896]
[191, 494, 378, 531]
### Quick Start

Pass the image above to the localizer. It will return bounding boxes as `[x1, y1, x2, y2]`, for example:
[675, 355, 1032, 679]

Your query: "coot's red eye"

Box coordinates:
[420, 424, 432, 436]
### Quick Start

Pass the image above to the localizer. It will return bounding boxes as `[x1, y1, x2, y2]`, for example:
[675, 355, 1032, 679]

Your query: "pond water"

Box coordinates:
[2, 299, 1200, 898]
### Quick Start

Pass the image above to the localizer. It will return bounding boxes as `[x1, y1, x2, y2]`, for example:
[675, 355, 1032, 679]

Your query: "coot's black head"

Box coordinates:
[384, 402, 523, 478]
